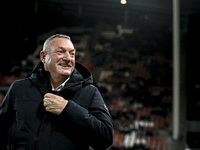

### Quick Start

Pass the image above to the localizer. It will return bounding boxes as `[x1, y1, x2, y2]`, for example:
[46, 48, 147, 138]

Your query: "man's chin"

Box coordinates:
[56, 66, 74, 77]
[60, 70, 72, 77]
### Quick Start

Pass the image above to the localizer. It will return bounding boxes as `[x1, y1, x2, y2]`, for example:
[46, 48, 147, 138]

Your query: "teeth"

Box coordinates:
[59, 63, 72, 67]
[60, 64, 67, 67]
[60, 64, 71, 67]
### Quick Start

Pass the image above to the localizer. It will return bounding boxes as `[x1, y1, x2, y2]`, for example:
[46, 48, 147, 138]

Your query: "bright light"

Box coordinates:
[120, 0, 127, 5]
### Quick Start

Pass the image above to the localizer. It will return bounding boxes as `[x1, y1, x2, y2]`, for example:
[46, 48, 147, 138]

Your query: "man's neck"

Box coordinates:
[48, 74, 69, 90]
[51, 77, 70, 91]
[51, 80, 63, 90]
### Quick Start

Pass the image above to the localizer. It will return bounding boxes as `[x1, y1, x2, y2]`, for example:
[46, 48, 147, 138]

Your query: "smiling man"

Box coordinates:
[0, 34, 113, 150]
[41, 35, 75, 90]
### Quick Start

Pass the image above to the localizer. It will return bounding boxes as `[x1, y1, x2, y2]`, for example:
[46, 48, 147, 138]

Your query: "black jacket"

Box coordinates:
[0, 61, 113, 150]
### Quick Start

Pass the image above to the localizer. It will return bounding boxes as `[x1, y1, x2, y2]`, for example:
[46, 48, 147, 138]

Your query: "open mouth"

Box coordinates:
[59, 64, 72, 68]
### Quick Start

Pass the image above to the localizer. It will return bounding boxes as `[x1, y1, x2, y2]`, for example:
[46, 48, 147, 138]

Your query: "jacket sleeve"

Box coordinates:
[0, 83, 15, 150]
[61, 86, 113, 150]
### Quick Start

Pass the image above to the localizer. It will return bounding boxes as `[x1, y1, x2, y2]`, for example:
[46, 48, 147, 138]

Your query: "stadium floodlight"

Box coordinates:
[120, 0, 127, 5]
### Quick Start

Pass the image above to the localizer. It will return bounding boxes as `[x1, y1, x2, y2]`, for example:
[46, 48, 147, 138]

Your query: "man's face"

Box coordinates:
[41, 37, 75, 80]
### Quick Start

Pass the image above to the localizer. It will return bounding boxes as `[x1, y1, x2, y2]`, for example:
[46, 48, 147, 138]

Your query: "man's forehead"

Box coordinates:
[57, 46, 76, 51]
[50, 37, 71, 44]
[50, 37, 75, 49]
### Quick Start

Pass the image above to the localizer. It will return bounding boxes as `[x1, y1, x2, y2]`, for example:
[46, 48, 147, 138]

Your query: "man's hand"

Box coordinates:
[43, 93, 68, 115]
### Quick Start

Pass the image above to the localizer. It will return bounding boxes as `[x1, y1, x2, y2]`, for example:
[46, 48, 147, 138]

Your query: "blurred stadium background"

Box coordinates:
[1, 0, 200, 149]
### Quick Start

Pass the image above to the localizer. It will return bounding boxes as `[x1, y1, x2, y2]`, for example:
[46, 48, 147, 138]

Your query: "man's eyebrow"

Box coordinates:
[57, 47, 76, 51]
[70, 48, 76, 52]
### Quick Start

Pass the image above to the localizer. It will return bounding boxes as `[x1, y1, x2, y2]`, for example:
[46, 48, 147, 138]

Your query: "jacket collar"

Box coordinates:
[29, 61, 93, 93]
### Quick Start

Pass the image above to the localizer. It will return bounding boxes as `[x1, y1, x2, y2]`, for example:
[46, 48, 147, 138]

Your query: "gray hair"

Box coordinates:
[42, 34, 71, 53]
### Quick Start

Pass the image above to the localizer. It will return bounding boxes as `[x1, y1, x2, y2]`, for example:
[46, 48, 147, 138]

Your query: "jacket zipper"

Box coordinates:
[33, 114, 48, 150]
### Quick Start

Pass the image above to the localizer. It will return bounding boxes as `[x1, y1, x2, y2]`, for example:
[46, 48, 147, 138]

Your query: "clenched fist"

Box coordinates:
[43, 93, 68, 115]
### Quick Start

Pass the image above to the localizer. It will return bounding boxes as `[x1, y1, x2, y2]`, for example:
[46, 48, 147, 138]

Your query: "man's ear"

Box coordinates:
[40, 51, 46, 63]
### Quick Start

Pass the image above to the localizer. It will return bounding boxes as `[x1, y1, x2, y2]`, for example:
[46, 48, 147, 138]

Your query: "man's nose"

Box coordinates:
[63, 52, 71, 61]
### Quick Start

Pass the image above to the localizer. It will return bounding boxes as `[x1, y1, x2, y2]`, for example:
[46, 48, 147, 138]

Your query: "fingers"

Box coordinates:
[43, 93, 52, 108]
[44, 101, 50, 107]
[44, 93, 55, 103]
[43, 100, 49, 111]
[43, 93, 68, 115]
[44, 93, 54, 98]
[43, 97, 52, 112]
[45, 105, 50, 112]
[43, 93, 61, 114]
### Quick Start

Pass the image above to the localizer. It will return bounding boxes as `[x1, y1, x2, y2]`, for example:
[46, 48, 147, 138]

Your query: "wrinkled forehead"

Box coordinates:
[49, 37, 75, 52]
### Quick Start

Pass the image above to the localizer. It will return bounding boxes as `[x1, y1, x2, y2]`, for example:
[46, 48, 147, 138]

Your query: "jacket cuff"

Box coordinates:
[60, 100, 72, 115]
